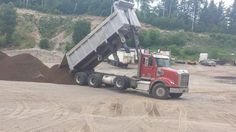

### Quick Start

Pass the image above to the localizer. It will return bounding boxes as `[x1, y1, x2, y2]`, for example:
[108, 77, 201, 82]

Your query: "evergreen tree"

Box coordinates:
[0, 3, 17, 44]
[198, 0, 219, 32]
[161, 0, 178, 17]
[229, 0, 236, 34]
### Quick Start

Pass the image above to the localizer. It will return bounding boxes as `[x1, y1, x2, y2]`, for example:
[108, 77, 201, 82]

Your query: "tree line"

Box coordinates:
[0, 0, 113, 16]
[137, 0, 236, 35]
[1, 0, 236, 35]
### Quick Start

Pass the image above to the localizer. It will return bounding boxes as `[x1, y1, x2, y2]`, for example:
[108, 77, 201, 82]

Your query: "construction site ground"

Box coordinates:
[1, 59, 236, 131]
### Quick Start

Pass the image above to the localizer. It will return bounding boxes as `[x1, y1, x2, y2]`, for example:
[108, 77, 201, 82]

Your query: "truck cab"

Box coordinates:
[139, 53, 189, 99]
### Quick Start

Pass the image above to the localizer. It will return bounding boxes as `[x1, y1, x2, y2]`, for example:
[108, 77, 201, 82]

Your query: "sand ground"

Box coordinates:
[1, 63, 236, 132]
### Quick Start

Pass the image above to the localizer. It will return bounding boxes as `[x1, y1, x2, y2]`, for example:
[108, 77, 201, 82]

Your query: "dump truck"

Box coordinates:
[61, 0, 189, 99]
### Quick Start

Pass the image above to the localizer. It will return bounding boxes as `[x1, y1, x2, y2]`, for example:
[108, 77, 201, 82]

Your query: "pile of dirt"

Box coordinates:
[46, 64, 74, 84]
[0, 53, 50, 82]
[0, 52, 74, 84]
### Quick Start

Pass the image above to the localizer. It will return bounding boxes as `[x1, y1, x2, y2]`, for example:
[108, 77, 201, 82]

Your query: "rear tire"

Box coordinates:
[74, 72, 88, 85]
[114, 76, 128, 90]
[151, 84, 169, 99]
[88, 74, 103, 88]
[170, 93, 183, 99]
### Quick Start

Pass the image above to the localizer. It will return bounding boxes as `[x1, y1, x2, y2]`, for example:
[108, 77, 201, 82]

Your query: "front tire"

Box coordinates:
[170, 93, 183, 99]
[151, 84, 169, 99]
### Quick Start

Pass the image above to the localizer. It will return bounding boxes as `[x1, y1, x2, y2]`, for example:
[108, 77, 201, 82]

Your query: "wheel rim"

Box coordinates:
[116, 79, 123, 88]
[156, 87, 165, 97]
[97, 55, 102, 61]
[75, 75, 80, 84]
[90, 77, 96, 86]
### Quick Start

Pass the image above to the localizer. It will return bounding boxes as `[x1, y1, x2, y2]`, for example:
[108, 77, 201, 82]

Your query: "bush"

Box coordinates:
[39, 39, 50, 49]
[39, 16, 71, 39]
[139, 29, 161, 48]
[65, 43, 74, 52]
[0, 36, 6, 47]
[0, 3, 17, 43]
[72, 20, 91, 44]
[168, 45, 181, 57]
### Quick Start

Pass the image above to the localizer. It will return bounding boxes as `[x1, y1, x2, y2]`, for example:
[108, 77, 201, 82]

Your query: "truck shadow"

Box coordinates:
[99, 86, 187, 100]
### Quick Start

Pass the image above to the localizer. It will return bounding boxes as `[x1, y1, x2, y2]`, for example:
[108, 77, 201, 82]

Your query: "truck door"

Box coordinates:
[140, 55, 156, 80]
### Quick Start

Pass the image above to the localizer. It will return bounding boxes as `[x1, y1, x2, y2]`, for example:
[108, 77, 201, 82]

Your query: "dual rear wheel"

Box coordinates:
[74, 72, 129, 90]
[88, 74, 103, 87]
[74, 72, 103, 88]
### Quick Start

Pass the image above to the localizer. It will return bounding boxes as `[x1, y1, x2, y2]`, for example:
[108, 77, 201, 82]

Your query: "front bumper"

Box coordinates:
[170, 87, 189, 93]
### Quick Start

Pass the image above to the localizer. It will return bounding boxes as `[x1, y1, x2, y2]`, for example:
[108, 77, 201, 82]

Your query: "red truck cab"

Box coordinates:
[138, 53, 189, 99]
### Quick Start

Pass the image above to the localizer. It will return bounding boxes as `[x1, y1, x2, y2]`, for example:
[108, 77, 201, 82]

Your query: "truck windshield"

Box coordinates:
[156, 58, 170, 67]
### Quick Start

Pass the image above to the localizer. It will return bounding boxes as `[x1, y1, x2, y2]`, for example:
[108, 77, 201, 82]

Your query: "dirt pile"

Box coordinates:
[46, 64, 74, 84]
[0, 52, 9, 60]
[0, 51, 73, 84]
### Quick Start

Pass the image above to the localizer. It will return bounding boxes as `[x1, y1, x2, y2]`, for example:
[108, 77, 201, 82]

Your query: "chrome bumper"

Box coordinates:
[170, 87, 189, 94]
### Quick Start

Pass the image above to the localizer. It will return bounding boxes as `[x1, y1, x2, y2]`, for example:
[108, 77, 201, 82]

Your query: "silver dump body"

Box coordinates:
[61, 0, 141, 72]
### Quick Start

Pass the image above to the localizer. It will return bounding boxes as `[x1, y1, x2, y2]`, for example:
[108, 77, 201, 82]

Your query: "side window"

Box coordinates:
[148, 57, 152, 66]
[144, 57, 148, 66]
[144, 56, 152, 67]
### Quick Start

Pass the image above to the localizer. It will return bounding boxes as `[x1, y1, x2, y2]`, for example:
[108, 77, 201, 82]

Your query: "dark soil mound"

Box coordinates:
[46, 64, 74, 84]
[0, 53, 74, 84]
[0, 51, 9, 60]
[0, 54, 50, 82]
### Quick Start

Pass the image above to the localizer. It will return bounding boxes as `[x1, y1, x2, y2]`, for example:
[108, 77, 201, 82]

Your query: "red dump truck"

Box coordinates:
[60, 0, 189, 99]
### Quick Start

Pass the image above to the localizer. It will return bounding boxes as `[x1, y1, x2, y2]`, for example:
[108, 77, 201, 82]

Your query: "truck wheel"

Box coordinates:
[114, 76, 128, 90]
[74, 72, 88, 85]
[97, 55, 103, 62]
[88, 74, 103, 88]
[170, 93, 183, 99]
[151, 84, 169, 99]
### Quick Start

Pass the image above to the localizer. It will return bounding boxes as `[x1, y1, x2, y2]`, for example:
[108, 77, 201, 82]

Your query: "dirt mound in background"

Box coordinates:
[0, 53, 50, 82]
[0, 52, 9, 60]
[0, 52, 74, 84]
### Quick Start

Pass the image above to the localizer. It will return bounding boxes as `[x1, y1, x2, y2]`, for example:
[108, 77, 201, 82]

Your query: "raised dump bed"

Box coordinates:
[61, 0, 141, 72]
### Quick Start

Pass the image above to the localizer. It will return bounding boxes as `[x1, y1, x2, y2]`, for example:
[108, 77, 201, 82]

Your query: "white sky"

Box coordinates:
[214, 0, 234, 7]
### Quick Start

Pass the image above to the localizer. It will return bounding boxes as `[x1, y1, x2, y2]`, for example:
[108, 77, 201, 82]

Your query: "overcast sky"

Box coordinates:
[214, 0, 234, 7]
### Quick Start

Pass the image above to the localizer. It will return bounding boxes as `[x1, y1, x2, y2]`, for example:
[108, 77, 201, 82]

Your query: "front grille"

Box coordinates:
[180, 74, 189, 87]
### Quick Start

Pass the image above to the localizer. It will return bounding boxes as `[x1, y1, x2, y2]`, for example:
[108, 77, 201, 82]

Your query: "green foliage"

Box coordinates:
[17, 14, 35, 33]
[65, 43, 74, 52]
[2, 0, 112, 16]
[1, 0, 236, 35]
[12, 31, 36, 49]
[39, 39, 50, 49]
[0, 3, 17, 45]
[140, 29, 236, 61]
[72, 20, 91, 44]
[139, 30, 189, 49]
[0, 35, 6, 47]
[209, 33, 236, 47]
[168, 45, 181, 56]
[39, 16, 72, 39]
